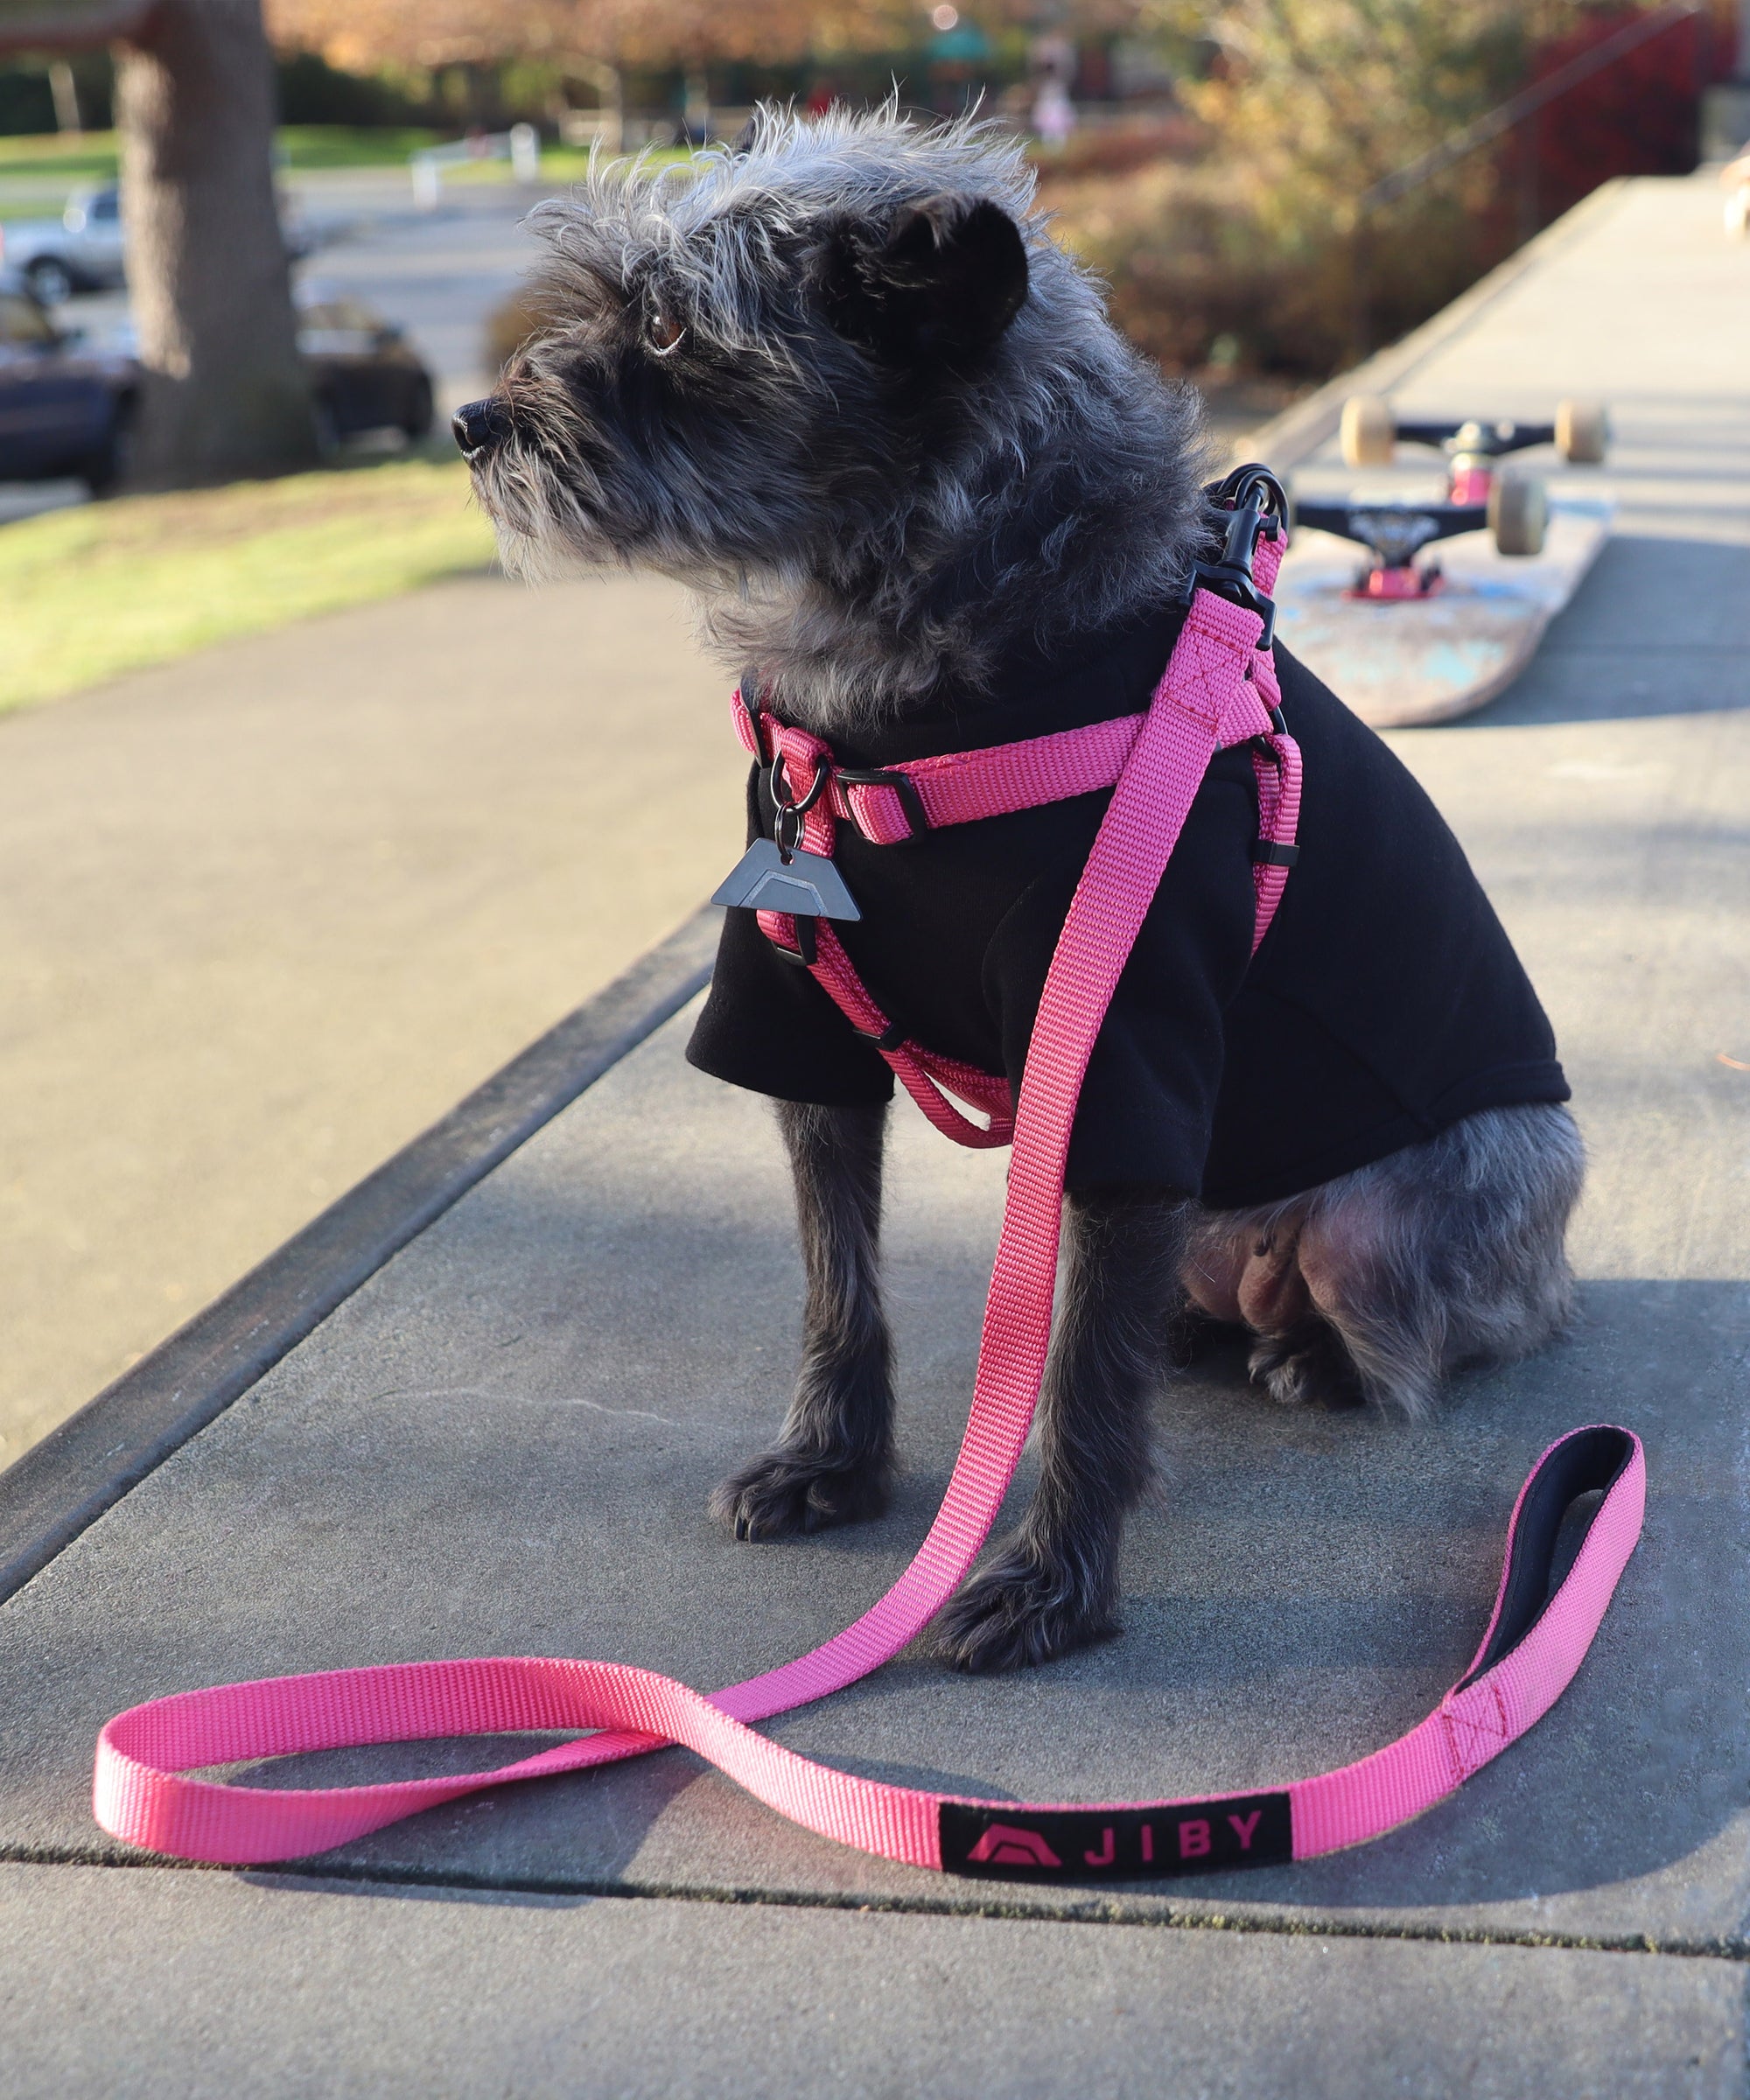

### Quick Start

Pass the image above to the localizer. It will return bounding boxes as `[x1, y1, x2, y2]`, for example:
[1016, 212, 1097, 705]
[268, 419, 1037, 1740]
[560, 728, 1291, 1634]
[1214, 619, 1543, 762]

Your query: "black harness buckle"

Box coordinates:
[835, 766, 931, 843]
[734, 671, 766, 760]
[770, 918, 818, 967]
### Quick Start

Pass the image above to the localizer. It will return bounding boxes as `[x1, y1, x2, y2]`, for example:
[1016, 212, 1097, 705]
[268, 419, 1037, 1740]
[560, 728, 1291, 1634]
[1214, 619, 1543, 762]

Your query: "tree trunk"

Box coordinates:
[48, 60, 81, 136]
[116, 0, 316, 485]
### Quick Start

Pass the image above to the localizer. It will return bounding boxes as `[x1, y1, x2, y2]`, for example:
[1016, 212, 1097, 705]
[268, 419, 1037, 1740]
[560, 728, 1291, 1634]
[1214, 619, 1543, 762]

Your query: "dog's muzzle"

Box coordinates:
[452, 396, 511, 461]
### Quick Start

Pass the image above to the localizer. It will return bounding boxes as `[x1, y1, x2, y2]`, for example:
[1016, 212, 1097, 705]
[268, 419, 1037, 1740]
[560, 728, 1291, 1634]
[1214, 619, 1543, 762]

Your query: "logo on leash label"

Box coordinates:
[963, 1824, 1063, 1870]
[939, 1793, 1291, 1881]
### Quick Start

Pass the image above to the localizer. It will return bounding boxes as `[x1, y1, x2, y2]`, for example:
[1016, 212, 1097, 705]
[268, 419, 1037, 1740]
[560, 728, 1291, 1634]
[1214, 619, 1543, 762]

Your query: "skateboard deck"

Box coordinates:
[1273, 496, 1614, 728]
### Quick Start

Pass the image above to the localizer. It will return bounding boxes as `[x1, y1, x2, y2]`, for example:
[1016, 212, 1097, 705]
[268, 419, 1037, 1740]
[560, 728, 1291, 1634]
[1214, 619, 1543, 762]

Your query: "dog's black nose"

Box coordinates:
[452, 397, 508, 458]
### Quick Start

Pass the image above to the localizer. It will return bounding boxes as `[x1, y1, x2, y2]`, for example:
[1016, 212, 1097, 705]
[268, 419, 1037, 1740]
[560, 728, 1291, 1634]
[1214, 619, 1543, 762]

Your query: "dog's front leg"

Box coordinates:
[934, 1189, 1188, 1672]
[710, 1100, 895, 1539]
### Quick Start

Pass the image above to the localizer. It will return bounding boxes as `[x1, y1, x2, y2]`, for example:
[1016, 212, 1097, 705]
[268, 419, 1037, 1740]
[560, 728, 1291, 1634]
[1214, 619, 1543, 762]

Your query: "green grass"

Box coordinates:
[0, 125, 446, 186]
[0, 131, 118, 180]
[278, 124, 443, 168]
[0, 128, 694, 215]
[0, 126, 696, 182]
[0, 455, 497, 716]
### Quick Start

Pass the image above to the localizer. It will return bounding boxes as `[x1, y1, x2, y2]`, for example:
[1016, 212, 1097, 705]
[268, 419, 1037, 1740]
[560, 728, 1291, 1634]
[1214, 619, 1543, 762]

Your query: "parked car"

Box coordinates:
[0, 186, 126, 304]
[0, 272, 136, 490]
[296, 293, 434, 447]
[0, 277, 431, 492]
[0, 182, 313, 306]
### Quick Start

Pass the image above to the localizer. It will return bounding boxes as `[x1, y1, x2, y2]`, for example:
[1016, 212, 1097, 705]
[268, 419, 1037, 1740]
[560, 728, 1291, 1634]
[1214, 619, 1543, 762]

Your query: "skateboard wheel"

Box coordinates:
[1489, 472, 1548, 556]
[1340, 395, 1395, 467]
[1555, 399, 1609, 464]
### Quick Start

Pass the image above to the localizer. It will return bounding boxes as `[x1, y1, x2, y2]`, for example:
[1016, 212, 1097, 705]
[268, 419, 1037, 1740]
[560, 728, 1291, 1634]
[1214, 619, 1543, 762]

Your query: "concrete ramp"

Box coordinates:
[2, 173, 1747, 2096]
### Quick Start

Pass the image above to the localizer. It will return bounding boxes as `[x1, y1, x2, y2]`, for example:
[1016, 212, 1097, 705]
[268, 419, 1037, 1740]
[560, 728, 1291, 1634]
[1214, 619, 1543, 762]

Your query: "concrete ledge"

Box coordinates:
[0, 907, 722, 1606]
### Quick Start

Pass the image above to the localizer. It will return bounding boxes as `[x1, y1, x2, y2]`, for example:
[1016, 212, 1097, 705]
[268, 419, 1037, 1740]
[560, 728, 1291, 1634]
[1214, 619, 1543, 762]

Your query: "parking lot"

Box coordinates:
[0, 161, 545, 522]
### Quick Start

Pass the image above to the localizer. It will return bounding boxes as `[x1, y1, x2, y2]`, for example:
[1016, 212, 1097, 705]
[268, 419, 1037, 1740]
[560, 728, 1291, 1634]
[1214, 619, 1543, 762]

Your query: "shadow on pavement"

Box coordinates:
[1457, 536, 1750, 727]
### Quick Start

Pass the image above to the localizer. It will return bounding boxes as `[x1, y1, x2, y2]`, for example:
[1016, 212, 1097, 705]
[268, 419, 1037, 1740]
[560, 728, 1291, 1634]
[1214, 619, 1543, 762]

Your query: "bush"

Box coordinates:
[274, 52, 429, 129]
[1040, 156, 1501, 382]
[0, 68, 55, 136]
[1072, 0, 1724, 384]
[1033, 0, 1536, 382]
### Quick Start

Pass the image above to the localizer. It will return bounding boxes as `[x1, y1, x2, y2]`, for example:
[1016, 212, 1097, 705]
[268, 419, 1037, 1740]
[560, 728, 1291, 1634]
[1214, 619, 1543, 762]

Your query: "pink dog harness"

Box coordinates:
[92, 477, 1643, 1880]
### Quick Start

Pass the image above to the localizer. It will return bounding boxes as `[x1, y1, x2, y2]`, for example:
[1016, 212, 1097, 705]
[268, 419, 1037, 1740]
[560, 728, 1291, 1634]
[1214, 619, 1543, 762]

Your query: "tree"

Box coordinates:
[0, 0, 317, 483]
[1144, 0, 1641, 228]
[267, 0, 926, 81]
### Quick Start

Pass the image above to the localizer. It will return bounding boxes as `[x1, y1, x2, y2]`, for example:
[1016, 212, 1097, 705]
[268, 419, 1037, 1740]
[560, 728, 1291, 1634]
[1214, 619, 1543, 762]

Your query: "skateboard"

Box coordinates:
[1272, 396, 1614, 728]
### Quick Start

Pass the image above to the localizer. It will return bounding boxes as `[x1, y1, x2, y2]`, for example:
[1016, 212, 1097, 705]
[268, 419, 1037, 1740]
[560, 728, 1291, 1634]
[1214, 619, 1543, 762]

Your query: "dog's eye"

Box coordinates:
[648, 306, 687, 358]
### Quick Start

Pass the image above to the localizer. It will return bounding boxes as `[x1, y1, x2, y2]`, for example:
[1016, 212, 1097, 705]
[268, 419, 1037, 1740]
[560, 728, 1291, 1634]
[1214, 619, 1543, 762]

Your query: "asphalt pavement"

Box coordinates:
[1, 172, 1746, 2094]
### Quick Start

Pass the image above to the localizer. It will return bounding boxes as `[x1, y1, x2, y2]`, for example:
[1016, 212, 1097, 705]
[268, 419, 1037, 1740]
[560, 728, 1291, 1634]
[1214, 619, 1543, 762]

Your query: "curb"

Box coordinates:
[1239, 177, 1633, 472]
[0, 906, 722, 1606]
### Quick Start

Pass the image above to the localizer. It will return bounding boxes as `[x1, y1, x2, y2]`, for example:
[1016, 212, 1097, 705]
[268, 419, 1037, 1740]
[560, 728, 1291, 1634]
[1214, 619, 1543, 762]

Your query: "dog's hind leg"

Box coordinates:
[710, 1100, 896, 1539]
[1189, 1103, 1586, 1418]
[934, 1189, 1189, 1672]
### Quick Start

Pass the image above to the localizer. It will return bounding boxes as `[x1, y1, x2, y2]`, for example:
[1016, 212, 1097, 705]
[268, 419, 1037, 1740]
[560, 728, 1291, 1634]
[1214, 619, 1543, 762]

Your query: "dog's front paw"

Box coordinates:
[710, 1447, 892, 1541]
[932, 1544, 1119, 1673]
[1248, 1321, 1365, 1410]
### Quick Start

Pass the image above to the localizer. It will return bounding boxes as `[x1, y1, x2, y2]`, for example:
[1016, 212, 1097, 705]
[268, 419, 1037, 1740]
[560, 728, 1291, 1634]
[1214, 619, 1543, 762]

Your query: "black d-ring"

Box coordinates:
[770, 749, 831, 858]
[770, 749, 831, 820]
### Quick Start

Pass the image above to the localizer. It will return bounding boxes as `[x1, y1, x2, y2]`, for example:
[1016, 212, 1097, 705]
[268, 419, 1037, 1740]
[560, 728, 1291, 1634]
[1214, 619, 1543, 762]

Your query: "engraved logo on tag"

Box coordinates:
[710, 838, 862, 921]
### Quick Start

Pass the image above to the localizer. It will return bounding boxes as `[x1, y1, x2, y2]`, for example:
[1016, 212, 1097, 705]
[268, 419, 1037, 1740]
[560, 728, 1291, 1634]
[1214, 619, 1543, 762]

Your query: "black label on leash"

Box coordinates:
[939, 1792, 1292, 1881]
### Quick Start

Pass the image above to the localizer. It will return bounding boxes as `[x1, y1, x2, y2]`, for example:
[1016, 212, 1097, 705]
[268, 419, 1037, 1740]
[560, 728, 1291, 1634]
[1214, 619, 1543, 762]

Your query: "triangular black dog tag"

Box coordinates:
[710, 839, 862, 921]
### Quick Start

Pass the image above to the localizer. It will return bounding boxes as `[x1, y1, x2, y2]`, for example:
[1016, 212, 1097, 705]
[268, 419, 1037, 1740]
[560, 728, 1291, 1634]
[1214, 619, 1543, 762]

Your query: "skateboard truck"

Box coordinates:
[1312, 395, 1606, 594]
[1291, 500, 1485, 599]
[1396, 421, 1556, 512]
[1190, 464, 1288, 645]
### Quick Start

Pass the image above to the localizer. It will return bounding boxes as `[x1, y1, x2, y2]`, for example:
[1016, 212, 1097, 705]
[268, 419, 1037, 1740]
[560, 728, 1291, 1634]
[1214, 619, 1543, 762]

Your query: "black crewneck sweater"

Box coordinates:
[686, 602, 1568, 1207]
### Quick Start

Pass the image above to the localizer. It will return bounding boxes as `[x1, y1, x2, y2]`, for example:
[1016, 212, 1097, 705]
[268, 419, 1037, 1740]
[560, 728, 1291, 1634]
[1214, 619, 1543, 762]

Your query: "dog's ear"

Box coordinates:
[819, 194, 1029, 367]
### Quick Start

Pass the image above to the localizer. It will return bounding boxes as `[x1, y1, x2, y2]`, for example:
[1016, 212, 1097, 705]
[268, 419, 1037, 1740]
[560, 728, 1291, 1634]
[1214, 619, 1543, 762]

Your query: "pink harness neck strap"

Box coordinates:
[91, 529, 1643, 1884]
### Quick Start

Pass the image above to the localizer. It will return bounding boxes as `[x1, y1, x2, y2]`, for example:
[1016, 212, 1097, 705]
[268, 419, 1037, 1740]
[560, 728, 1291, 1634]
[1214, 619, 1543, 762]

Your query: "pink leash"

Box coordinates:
[92, 509, 1644, 1880]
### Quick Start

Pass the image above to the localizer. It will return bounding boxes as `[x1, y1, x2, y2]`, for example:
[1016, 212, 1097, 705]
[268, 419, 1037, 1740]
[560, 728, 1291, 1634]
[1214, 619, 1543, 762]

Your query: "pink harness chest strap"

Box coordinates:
[738, 565, 1302, 1149]
[92, 561, 1644, 1883]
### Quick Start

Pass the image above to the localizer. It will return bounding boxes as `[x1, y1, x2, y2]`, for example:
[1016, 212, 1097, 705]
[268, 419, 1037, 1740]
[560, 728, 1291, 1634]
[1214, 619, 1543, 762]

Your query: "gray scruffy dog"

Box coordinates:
[456, 107, 1584, 1675]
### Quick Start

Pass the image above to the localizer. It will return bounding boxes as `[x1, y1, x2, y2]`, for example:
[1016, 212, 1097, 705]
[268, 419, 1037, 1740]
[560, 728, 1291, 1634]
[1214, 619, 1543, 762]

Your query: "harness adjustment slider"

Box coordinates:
[836, 766, 931, 842]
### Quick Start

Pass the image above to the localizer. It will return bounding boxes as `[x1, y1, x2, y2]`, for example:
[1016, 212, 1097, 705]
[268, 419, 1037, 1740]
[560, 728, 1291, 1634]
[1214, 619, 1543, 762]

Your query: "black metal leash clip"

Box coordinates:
[1187, 463, 1289, 650]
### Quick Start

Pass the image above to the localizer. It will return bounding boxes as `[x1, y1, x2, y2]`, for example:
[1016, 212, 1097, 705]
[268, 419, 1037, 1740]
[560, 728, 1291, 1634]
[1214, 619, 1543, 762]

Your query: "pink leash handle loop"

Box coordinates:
[92, 1426, 1642, 1875]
